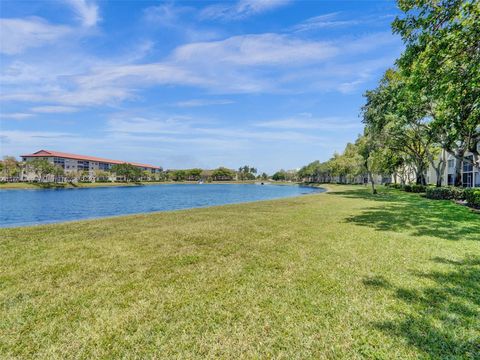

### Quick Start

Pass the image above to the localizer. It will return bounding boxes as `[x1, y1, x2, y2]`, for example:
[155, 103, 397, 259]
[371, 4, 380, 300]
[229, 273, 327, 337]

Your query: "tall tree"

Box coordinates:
[362, 69, 435, 185]
[1, 156, 20, 181]
[28, 159, 55, 182]
[212, 167, 236, 181]
[393, 0, 480, 185]
[52, 166, 64, 183]
[110, 163, 141, 182]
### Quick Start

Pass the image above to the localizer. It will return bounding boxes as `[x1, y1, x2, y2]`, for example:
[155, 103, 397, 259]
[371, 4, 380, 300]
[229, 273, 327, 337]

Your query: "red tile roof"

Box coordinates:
[21, 150, 161, 169]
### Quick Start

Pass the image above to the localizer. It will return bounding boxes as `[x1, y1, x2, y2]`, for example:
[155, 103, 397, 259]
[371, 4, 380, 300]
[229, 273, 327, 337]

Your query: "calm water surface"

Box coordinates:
[0, 184, 324, 228]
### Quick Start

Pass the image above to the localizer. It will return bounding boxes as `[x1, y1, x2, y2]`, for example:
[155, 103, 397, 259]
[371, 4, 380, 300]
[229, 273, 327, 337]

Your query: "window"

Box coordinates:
[463, 155, 473, 172]
[463, 172, 473, 188]
[448, 159, 455, 169]
[447, 174, 454, 185]
[77, 160, 90, 171]
[99, 162, 110, 170]
[53, 157, 65, 168]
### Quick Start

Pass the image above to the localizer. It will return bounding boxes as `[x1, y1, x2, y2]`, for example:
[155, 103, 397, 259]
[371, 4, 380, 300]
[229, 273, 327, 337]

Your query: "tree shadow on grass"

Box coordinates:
[328, 189, 480, 241]
[364, 256, 480, 359]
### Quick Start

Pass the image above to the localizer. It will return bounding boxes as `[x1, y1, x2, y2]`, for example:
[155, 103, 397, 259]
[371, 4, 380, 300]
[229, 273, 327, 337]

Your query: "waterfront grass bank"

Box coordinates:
[1, 185, 479, 358]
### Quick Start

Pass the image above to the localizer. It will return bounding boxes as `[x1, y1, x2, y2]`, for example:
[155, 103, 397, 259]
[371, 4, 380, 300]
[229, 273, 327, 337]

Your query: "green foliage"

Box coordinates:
[425, 186, 466, 201]
[359, 0, 480, 187]
[297, 139, 375, 185]
[272, 170, 287, 181]
[272, 169, 297, 182]
[464, 188, 480, 209]
[110, 163, 142, 182]
[386, 183, 403, 189]
[260, 172, 269, 181]
[169, 170, 187, 181]
[94, 169, 110, 182]
[403, 184, 427, 193]
[211, 167, 236, 181]
[186, 168, 202, 181]
[1, 156, 20, 180]
[393, 0, 480, 140]
[237, 165, 257, 180]
[28, 158, 56, 181]
[52, 165, 64, 183]
[298, 161, 332, 183]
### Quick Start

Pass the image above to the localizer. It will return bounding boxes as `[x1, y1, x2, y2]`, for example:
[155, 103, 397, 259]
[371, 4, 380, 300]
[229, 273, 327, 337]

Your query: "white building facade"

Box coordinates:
[426, 150, 480, 188]
[21, 150, 161, 182]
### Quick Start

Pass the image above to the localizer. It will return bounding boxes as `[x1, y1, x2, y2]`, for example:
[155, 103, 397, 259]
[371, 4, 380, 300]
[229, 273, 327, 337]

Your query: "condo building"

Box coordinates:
[21, 150, 161, 181]
[445, 153, 479, 187]
[426, 150, 480, 188]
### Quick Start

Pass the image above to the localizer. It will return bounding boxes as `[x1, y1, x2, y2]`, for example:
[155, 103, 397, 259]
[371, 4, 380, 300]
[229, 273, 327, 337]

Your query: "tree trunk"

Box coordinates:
[369, 171, 377, 194]
[438, 158, 446, 187]
[413, 157, 427, 185]
[437, 149, 447, 187]
[454, 157, 463, 187]
[415, 167, 426, 185]
[435, 168, 442, 187]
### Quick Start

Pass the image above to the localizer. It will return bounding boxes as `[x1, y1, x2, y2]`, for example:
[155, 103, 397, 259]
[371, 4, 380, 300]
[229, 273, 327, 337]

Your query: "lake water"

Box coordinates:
[0, 184, 324, 228]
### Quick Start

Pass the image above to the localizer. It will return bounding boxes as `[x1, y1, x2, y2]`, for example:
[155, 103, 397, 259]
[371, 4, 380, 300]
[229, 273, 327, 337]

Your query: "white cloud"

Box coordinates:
[0, 113, 34, 120]
[0, 2, 99, 55]
[0, 21, 400, 106]
[143, 3, 192, 26]
[255, 117, 362, 130]
[64, 0, 100, 27]
[0, 61, 48, 85]
[0, 17, 71, 55]
[292, 12, 361, 32]
[107, 116, 193, 135]
[106, 114, 327, 144]
[0, 87, 132, 107]
[175, 99, 234, 107]
[73, 63, 209, 89]
[143, 3, 222, 42]
[172, 33, 338, 66]
[200, 0, 291, 20]
[0, 130, 77, 157]
[31, 106, 79, 113]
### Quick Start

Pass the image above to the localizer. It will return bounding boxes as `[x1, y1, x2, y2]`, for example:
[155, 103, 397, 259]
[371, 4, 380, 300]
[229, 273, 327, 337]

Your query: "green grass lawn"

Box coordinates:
[1, 185, 479, 359]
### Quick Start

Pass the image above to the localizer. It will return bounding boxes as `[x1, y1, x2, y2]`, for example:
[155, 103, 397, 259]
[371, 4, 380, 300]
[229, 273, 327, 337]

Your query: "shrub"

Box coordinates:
[425, 186, 466, 200]
[403, 184, 426, 193]
[389, 183, 403, 189]
[465, 189, 480, 209]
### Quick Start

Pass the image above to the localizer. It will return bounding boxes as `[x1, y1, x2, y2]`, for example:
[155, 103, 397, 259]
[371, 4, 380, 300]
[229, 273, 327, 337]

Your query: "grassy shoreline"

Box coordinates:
[1, 185, 478, 358]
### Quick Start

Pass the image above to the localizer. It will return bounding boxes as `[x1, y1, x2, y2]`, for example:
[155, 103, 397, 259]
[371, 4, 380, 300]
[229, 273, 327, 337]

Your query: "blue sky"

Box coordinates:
[0, 0, 403, 172]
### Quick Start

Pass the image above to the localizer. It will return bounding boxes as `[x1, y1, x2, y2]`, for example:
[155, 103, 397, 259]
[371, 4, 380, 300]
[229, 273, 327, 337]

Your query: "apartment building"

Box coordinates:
[427, 151, 480, 188]
[21, 150, 161, 181]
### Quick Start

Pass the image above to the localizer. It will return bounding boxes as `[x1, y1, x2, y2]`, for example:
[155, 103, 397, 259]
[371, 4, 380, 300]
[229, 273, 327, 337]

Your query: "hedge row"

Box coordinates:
[425, 186, 480, 209]
[465, 189, 480, 209]
[387, 183, 480, 209]
[425, 186, 466, 200]
[386, 183, 427, 193]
